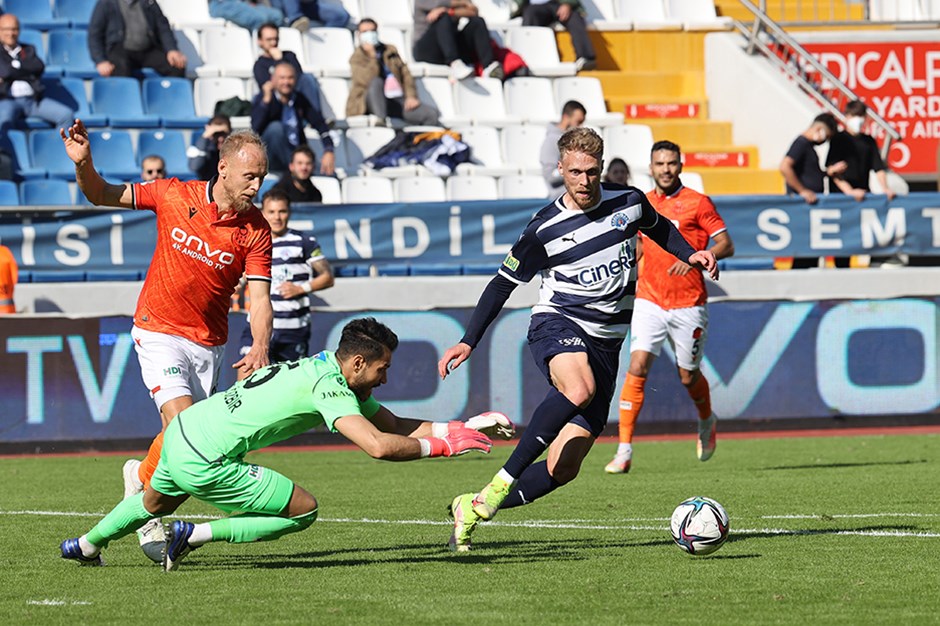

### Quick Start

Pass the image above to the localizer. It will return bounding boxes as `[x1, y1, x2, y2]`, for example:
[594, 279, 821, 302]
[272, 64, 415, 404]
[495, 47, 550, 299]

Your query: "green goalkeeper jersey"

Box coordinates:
[179, 350, 380, 460]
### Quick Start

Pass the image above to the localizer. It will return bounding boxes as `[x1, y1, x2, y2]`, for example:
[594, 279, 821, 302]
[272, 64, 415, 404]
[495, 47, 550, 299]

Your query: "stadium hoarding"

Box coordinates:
[1, 299, 938, 443]
[2, 194, 940, 274]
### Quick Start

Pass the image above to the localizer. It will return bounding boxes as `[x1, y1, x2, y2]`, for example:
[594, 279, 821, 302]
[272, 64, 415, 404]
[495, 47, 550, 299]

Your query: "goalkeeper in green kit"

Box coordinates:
[60, 317, 513, 572]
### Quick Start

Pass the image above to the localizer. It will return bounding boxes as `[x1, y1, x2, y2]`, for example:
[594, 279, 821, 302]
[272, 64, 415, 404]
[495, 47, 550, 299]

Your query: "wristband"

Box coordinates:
[420, 437, 448, 458]
[302, 282, 313, 294]
[431, 421, 462, 437]
[418, 438, 432, 458]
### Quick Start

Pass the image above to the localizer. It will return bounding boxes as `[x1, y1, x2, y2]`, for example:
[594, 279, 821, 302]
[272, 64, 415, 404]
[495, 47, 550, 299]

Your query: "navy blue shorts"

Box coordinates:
[527, 313, 624, 437]
[239, 325, 311, 363]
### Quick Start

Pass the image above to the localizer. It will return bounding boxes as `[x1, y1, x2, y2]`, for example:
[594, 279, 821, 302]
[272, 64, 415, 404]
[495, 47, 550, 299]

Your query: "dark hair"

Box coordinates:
[291, 145, 316, 162]
[358, 17, 378, 29]
[651, 140, 681, 157]
[262, 187, 290, 209]
[336, 317, 399, 361]
[561, 100, 586, 118]
[258, 22, 279, 37]
[844, 100, 867, 117]
[272, 60, 297, 76]
[604, 157, 630, 182]
[209, 114, 231, 129]
[813, 113, 838, 134]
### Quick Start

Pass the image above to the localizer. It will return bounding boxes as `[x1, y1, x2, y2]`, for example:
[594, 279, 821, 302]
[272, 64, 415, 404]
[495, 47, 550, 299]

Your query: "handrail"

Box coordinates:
[735, 0, 901, 161]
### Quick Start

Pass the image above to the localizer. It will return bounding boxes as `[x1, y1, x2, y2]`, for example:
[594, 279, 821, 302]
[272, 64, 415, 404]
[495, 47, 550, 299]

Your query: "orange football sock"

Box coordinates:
[687, 374, 713, 420]
[137, 431, 165, 489]
[617, 374, 646, 444]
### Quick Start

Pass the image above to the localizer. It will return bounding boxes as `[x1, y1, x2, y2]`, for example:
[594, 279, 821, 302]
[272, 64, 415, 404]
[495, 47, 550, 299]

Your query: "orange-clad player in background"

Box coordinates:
[0, 244, 17, 314]
[61, 119, 274, 561]
[605, 141, 734, 474]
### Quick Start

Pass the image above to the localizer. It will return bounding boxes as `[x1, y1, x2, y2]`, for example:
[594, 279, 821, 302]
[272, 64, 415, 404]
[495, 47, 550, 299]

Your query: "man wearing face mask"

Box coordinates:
[346, 18, 441, 127]
[826, 100, 896, 202]
[779, 112, 845, 205]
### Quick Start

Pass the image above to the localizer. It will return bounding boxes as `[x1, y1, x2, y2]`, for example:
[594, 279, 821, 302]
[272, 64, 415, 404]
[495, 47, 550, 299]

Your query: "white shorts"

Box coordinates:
[131, 325, 225, 411]
[629, 299, 709, 371]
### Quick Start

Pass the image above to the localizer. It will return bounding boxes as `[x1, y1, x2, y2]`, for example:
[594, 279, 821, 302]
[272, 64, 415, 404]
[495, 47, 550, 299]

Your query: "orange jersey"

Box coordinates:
[0, 244, 17, 314]
[636, 185, 726, 309]
[133, 178, 272, 346]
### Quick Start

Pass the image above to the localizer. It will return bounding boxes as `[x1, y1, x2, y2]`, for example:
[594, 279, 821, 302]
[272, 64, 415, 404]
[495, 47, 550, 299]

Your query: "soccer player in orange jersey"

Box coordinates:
[605, 141, 734, 474]
[61, 119, 274, 560]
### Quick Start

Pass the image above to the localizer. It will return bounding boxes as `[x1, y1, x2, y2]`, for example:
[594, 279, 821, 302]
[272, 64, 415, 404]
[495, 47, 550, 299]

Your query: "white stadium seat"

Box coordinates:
[376, 28, 411, 64]
[342, 176, 394, 203]
[630, 172, 655, 193]
[416, 77, 469, 126]
[304, 128, 350, 178]
[159, 0, 225, 28]
[173, 28, 207, 78]
[667, 0, 733, 30]
[360, 0, 413, 30]
[273, 28, 309, 67]
[446, 175, 499, 201]
[504, 27, 576, 77]
[501, 125, 545, 176]
[317, 77, 351, 126]
[306, 28, 355, 77]
[344, 126, 396, 173]
[680, 171, 705, 193]
[472, 0, 516, 27]
[311, 176, 342, 204]
[394, 176, 447, 203]
[193, 77, 246, 117]
[498, 174, 549, 199]
[503, 77, 557, 124]
[581, 0, 632, 30]
[604, 124, 655, 172]
[453, 77, 521, 126]
[617, 0, 682, 30]
[453, 125, 518, 177]
[553, 76, 624, 126]
[201, 28, 255, 78]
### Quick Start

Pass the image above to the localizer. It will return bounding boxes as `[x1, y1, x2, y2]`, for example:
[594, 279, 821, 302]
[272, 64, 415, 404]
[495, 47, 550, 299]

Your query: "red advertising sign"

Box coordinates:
[684, 151, 750, 167]
[625, 103, 701, 119]
[803, 41, 940, 176]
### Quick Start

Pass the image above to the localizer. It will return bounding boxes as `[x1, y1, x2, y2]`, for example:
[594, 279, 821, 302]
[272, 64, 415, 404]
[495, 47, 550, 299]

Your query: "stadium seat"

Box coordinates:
[173, 28, 208, 78]
[453, 77, 521, 127]
[6, 130, 45, 180]
[680, 171, 705, 193]
[498, 174, 548, 199]
[0, 180, 19, 206]
[377, 27, 411, 64]
[504, 27, 576, 77]
[256, 175, 280, 200]
[88, 130, 139, 180]
[453, 125, 517, 177]
[501, 125, 545, 176]
[344, 126, 396, 174]
[18, 29, 45, 61]
[341, 176, 394, 203]
[503, 77, 557, 124]
[415, 77, 467, 127]
[3, 0, 69, 30]
[55, 0, 98, 28]
[446, 175, 499, 201]
[274, 27, 308, 67]
[359, 0, 413, 30]
[29, 130, 77, 179]
[616, 0, 682, 30]
[200, 28, 255, 78]
[20, 179, 74, 205]
[303, 128, 349, 178]
[317, 77, 351, 126]
[143, 77, 208, 128]
[631, 172, 655, 192]
[46, 30, 98, 79]
[472, 0, 514, 27]
[305, 28, 355, 78]
[158, 0, 226, 28]
[41, 76, 109, 127]
[394, 176, 446, 203]
[667, 0, 733, 30]
[604, 124, 655, 172]
[193, 77, 247, 117]
[337, 0, 361, 23]
[311, 176, 341, 204]
[91, 77, 161, 127]
[553, 77, 624, 126]
[138, 130, 192, 180]
[582, 0, 632, 30]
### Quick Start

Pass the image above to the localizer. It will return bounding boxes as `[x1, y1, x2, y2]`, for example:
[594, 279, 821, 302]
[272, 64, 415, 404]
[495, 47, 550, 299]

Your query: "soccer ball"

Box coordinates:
[670, 496, 729, 555]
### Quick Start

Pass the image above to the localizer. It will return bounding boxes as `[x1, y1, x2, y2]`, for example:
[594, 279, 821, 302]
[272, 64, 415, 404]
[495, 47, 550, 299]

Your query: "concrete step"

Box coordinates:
[715, 0, 865, 22]
[688, 167, 784, 195]
[643, 119, 733, 145]
[588, 71, 704, 100]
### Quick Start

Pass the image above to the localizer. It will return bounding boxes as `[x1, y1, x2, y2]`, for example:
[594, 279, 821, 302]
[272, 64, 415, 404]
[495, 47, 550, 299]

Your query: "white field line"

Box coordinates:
[3, 509, 940, 538]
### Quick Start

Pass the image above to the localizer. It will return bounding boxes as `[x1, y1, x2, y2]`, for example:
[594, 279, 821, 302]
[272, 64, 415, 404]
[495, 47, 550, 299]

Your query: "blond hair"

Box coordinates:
[220, 130, 268, 161]
[557, 127, 604, 160]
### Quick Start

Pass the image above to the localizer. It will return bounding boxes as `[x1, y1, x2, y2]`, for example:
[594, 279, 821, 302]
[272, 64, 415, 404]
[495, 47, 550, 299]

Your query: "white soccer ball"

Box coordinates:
[670, 496, 729, 555]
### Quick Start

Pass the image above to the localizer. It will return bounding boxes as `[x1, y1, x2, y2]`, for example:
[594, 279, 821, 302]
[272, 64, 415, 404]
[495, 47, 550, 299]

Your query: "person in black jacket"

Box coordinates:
[188, 114, 231, 180]
[253, 23, 325, 122]
[88, 0, 187, 78]
[251, 61, 335, 175]
[0, 14, 75, 140]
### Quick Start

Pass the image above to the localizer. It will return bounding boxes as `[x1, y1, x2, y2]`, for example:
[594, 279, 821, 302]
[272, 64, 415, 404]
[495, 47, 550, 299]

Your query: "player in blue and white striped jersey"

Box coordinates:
[237, 188, 334, 378]
[439, 127, 718, 551]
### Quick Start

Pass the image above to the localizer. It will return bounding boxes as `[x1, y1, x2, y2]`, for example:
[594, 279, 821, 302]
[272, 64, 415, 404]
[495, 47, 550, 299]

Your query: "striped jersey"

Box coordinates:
[270, 229, 325, 330]
[499, 184, 659, 341]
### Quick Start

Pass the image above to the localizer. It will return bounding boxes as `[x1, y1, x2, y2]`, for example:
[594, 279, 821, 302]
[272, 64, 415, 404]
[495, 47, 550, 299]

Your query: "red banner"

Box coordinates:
[625, 103, 700, 119]
[685, 151, 750, 167]
[803, 41, 940, 176]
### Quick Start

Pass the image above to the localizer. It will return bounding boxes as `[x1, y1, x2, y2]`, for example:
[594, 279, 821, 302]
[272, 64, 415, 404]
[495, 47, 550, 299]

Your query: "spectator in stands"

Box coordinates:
[272, 145, 323, 203]
[254, 23, 325, 124]
[827, 100, 896, 202]
[512, 0, 596, 72]
[412, 0, 502, 82]
[779, 112, 845, 205]
[208, 0, 285, 33]
[603, 157, 630, 186]
[0, 14, 75, 142]
[540, 99, 585, 194]
[272, 0, 350, 30]
[0, 243, 16, 315]
[347, 18, 441, 127]
[88, 0, 187, 78]
[140, 155, 166, 181]
[250, 61, 336, 175]
[188, 115, 231, 180]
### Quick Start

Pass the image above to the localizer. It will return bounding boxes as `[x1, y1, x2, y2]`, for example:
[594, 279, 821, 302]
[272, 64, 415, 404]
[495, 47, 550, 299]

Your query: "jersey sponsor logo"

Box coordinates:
[162, 366, 183, 377]
[578, 255, 632, 286]
[248, 464, 262, 480]
[611, 212, 630, 231]
[557, 336, 585, 347]
[170, 227, 236, 267]
[321, 389, 355, 400]
[232, 226, 249, 247]
[503, 253, 520, 271]
[224, 387, 242, 412]
[189, 207, 198, 219]
[561, 234, 577, 243]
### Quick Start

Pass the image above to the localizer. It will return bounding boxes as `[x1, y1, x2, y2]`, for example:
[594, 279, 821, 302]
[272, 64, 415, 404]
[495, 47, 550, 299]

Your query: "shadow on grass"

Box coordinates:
[761, 459, 927, 471]
[726, 523, 924, 543]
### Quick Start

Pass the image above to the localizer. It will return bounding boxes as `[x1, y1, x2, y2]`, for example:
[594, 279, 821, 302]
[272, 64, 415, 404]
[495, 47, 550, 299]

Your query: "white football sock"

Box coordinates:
[615, 443, 632, 458]
[187, 523, 213, 547]
[78, 535, 100, 557]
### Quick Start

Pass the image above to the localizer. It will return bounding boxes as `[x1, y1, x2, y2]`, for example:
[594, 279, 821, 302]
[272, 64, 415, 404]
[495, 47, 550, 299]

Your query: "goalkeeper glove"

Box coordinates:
[421, 426, 492, 458]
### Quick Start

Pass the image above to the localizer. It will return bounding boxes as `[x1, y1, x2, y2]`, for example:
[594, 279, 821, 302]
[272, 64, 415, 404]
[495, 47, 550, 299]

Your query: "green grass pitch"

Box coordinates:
[2, 433, 938, 625]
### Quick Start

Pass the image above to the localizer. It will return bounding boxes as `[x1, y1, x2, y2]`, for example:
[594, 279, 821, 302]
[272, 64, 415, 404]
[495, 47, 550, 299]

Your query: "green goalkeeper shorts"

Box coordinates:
[150, 416, 295, 516]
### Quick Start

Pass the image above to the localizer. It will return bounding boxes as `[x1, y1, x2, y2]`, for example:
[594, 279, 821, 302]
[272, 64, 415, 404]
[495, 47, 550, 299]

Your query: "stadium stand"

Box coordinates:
[305, 28, 355, 78]
[504, 27, 577, 77]
[503, 76, 558, 125]
[54, 0, 97, 28]
[173, 28, 207, 78]
[498, 174, 548, 199]
[446, 174, 499, 201]
[415, 77, 467, 126]
[17, 28, 45, 60]
[342, 176, 393, 204]
[616, 0, 683, 30]
[138, 130, 193, 180]
[143, 77, 207, 128]
[3, 0, 69, 29]
[91, 77, 161, 127]
[317, 77, 352, 127]
[394, 175, 446, 203]
[0, 181, 19, 206]
[359, 0, 413, 31]
[193, 76, 247, 117]
[344, 126, 397, 174]
[158, 0, 226, 29]
[453, 77, 521, 127]
[6, 130, 45, 180]
[500, 125, 544, 176]
[88, 130, 139, 180]
[453, 125, 518, 177]
[667, 0, 733, 30]
[275, 27, 309, 66]
[29, 130, 77, 179]
[200, 27, 254, 78]
[42, 76, 108, 127]
[46, 29, 98, 79]
[20, 179, 73, 205]
[604, 124, 655, 172]
[553, 76, 624, 126]
[311, 175, 341, 204]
